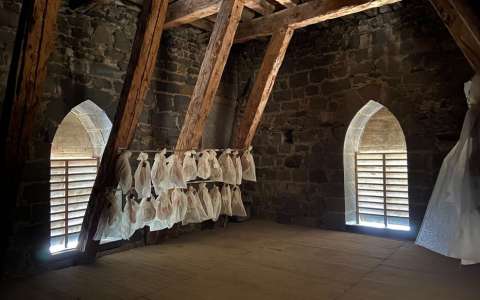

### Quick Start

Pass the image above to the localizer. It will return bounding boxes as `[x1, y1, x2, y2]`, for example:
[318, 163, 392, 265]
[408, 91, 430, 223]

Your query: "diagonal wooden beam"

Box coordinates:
[429, 0, 480, 72]
[235, 0, 401, 43]
[273, 0, 299, 9]
[164, 0, 221, 29]
[78, 0, 169, 260]
[176, 0, 244, 150]
[245, 0, 275, 15]
[0, 0, 61, 269]
[233, 27, 294, 148]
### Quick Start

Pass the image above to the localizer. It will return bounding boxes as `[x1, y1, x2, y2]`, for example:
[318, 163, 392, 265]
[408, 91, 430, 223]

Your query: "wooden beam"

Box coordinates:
[429, 0, 480, 72]
[78, 0, 169, 259]
[0, 0, 61, 268]
[176, 0, 244, 150]
[245, 0, 275, 16]
[235, 0, 401, 42]
[273, 0, 298, 9]
[233, 27, 294, 148]
[164, 0, 221, 29]
[191, 19, 215, 31]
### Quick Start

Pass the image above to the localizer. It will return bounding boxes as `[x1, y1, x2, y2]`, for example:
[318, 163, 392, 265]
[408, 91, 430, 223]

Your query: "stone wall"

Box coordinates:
[0, 1, 233, 275]
[233, 0, 472, 231]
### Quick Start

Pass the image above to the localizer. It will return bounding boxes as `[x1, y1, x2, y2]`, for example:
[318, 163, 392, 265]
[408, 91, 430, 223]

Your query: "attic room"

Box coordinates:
[0, 0, 479, 299]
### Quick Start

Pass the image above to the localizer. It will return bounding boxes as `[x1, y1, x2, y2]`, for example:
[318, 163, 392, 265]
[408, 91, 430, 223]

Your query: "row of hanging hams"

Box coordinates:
[115, 147, 256, 198]
[95, 183, 247, 241]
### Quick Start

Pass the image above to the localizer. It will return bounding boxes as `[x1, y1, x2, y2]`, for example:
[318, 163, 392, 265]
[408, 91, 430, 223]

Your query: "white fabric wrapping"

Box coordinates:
[139, 198, 156, 223]
[197, 150, 211, 179]
[183, 186, 207, 225]
[241, 146, 256, 182]
[134, 152, 152, 199]
[219, 149, 237, 185]
[416, 76, 480, 264]
[151, 149, 169, 195]
[115, 151, 133, 194]
[233, 151, 242, 185]
[209, 150, 223, 182]
[168, 154, 187, 188]
[231, 186, 247, 217]
[182, 150, 198, 181]
[210, 185, 222, 221]
[94, 190, 119, 241]
[199, 183, 214, 220]
[221, 184, 232, 216]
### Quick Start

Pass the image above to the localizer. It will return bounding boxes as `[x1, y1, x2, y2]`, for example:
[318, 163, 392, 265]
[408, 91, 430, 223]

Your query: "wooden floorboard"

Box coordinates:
[2, 220, 480, 300]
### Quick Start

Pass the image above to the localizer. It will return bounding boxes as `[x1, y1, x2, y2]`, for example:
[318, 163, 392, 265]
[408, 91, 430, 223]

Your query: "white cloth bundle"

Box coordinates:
[233, 150, 242, 185]
[221, 184, 232, 216]
[231, 186, 247, 217]
[151, 149, 169, 195]
[171, 188, 188, 225]
[197, 150, 211, 179]
[210, 185, 222, 221]
[93, 190, 120, 241]
[155, 190, 172, 221]
[241, 146, 256, 182]
[125, 193, 139, 225]
[134, 152, 152, 198]
[183, 186, 208, 225]
[168, 154, 187, 188]
[182, 150, 198, 181]
[209, 150, 223, 182]
[139, 198, 156, 223]
[115, 151, 133, 194]
[219, 149, 236, 185]
[199, 183, 214, 220]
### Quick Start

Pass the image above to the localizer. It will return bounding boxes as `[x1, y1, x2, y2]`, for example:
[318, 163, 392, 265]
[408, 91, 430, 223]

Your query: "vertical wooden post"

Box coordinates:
[78, 0, 169, 261]
[0, 0, 61, 270]
[233, 27, 294, 148]
[176, 0, 244, 151]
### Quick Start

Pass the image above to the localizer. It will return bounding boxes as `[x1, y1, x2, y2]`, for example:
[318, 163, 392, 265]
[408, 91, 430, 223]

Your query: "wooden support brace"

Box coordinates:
[176, 0, 244, 151]
[0, 0, 61, 268]
[78, 0, 169, 260]
[235, 0, 401, 43]
[429, 0, 480, 72]
[233, 27, 294, 148]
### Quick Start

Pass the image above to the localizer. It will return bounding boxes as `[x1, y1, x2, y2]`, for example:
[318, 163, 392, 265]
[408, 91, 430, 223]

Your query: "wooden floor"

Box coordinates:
[2, 220, 480, 300]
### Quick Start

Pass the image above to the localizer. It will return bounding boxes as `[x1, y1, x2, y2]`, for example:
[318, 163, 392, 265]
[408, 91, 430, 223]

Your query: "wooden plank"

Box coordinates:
[273, 0, 299, 9]
[245, 0, 275, 15]
[233, 27, 294, 148]
[235, 0, 401, 42]
[0, 0, 61, 268]
[429, 0, 480, 72]
[78, 0, 169, 259]
[164, 0, 221, 29]
[176, 0, 244, 150]
[190, 19, 215, 31]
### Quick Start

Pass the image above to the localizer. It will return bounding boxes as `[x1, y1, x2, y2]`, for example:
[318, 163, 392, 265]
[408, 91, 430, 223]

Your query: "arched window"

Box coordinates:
[344, 101, 410, 231]
[50, 100, 112, 253]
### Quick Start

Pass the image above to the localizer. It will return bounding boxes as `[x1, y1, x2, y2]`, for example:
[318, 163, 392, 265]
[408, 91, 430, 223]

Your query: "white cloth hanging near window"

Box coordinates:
[115, 151, 133, 194]
[134, 152, 152, 199]
[231, 186, 247, 217]
[209, 150, 223, 182]
[233, 151, 242, 185]
[210, 185, 222, 221]
[416, 75, 480, 265]
[182, 150, 198, 181]
[219, 149, 237, 185]
[197, 150, 211, 179]
[151, 149, 169, 195]
[241, 146, 256, 182]
[198, 183, 214, 220]
[221, 184, 233, 216]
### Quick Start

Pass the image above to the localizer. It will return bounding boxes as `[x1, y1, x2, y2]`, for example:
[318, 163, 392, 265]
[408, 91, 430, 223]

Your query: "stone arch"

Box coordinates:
[51, 100, 112, 158]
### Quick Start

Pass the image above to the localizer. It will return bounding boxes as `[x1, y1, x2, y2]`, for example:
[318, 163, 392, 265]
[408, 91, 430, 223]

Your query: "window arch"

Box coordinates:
[50, 100, 112, 253]
[344, 100, 410, 231]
